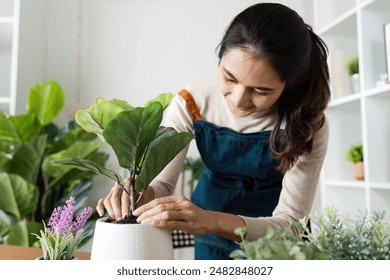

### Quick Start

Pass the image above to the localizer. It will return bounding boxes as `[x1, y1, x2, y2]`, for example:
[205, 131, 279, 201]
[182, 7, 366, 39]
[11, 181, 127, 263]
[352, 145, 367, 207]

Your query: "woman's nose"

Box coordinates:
[230, 86, 249, 107]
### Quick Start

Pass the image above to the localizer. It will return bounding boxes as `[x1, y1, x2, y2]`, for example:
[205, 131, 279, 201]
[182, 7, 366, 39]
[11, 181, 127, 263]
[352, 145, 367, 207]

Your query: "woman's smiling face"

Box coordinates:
[218, 48, 286, 117]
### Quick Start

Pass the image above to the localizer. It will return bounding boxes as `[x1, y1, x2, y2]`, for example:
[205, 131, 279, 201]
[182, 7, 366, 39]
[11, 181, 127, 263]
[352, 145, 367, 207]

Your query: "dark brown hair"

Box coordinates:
[217, 3, 330, 173]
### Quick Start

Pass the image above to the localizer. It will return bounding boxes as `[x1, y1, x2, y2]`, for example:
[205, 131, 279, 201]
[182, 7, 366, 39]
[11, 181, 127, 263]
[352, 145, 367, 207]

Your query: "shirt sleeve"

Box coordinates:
[148, 93, 195, 198]
[239, 119, 329, 241]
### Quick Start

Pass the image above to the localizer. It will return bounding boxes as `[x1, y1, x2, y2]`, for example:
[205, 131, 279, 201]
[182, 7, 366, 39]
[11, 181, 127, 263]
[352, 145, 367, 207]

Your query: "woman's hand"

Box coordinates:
[132, 194, 212, 235]
[96, 178, 154, 220]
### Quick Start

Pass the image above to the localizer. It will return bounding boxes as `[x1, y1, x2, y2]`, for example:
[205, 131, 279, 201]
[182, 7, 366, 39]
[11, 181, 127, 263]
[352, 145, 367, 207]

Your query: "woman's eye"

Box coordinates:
[250, 88, 268, 95]
[224, 76, 235, 83]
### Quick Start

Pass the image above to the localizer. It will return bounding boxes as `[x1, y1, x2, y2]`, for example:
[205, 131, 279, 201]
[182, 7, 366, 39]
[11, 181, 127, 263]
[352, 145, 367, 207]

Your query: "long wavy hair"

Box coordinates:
[217, 3, 330, 173]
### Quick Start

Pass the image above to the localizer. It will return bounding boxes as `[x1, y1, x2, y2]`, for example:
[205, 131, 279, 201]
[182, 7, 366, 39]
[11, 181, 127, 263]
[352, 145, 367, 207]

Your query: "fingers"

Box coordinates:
[96, 198, 105, 217]
[96, 182, 125, 220]
[133, 194, 186, 217]
[134, 195, 192, 224]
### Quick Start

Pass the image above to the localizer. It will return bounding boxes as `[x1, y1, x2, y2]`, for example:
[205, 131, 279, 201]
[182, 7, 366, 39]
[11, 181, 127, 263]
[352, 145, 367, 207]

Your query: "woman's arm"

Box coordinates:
[133, 119, 329, 242]
[132, 194, 246, 243]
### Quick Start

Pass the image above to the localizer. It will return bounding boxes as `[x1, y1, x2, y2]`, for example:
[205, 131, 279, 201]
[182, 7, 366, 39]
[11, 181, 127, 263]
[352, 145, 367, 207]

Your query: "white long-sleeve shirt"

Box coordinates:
[149, 80, 328, 241]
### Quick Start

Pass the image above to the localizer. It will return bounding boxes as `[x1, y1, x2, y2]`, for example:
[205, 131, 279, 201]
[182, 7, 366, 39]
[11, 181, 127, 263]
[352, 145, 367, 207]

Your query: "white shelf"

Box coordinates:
[0, 0, 18, 115]
[314, 0, 390, 220]
[317, 7, 357, 36]
[0, 17, 13, 23]
[323, 180, 367, 189]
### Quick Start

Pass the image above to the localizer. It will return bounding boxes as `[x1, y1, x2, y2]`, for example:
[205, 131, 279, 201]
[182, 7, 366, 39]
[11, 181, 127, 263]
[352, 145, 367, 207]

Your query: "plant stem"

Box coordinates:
[129, 169, 136, 214]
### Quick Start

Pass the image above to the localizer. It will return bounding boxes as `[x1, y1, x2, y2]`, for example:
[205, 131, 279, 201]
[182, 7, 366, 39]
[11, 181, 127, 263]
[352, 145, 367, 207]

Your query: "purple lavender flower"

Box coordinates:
[55, 196, 76, 235]
[72, 206, 93, 235]
[47, 206, 62, 233]
[47, 196, 92, 236]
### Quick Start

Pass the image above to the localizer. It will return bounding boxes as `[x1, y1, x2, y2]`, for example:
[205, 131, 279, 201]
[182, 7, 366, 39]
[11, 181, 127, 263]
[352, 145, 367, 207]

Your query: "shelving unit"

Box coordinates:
[0, 0, 19, 115]
[0, 0, 47, 115]
[313, 0, 390, 221]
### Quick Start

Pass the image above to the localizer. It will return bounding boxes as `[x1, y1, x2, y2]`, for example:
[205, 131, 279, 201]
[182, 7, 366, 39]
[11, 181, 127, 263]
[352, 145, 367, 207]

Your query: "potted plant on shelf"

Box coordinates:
[346, 144, 364, 180]
[51, 94, 194, 259]
[346, 56, 360, 93]
[33, 196, 92, 260]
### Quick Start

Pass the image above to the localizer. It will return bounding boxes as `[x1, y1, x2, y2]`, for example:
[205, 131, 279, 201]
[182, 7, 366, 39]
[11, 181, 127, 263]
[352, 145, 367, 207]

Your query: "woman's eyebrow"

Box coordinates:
[223, 67, 275, 92]
[223, 67, 237, 81]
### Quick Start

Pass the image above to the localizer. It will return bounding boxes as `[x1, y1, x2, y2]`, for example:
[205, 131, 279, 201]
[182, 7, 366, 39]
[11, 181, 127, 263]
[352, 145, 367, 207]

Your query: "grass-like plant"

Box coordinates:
[51, 94, 194, 222]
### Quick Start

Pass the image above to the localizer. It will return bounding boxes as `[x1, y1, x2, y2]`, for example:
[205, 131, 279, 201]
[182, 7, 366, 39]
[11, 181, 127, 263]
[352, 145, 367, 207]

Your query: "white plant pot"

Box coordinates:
[90, 218, 173, 260]
[349, 73, 360, 93]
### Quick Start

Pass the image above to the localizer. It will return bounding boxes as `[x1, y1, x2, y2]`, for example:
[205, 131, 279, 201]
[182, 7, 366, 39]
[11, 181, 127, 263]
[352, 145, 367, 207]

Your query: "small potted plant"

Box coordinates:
[346, 144, 364, 180]
[33, 196, 92, 260]
[51, 94, 194, 259]
[346, 56, 360, 93]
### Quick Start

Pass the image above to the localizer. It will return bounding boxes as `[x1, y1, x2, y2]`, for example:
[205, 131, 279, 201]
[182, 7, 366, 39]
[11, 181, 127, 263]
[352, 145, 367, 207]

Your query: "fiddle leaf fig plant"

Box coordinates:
[51, 93, 194, 220]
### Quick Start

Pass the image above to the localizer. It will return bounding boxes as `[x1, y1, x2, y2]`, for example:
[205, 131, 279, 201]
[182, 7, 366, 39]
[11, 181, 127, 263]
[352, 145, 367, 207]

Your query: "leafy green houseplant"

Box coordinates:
[346, 144, 364, 180]
[231, 206, 390, 260]
[0, 80, 108, 248]
[51, 93, 194, 259]
[230, 221, 327, 260]
[52, 93, 194, 219]
[33, 196, 92, 260]
[306, 206, 390, 260]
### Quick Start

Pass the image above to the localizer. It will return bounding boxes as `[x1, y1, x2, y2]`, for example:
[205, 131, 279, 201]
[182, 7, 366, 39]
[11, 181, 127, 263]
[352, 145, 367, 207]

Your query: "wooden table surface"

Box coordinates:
[0, 244, 90, 260]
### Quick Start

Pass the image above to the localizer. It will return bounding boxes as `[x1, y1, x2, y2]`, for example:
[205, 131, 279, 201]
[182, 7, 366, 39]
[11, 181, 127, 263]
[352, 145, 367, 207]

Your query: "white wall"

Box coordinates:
[35, 0, 314, 119]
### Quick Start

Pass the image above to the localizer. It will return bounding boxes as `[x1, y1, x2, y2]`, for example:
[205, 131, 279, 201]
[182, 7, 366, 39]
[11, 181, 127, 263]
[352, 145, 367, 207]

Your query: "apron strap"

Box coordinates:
[178, 89, 202, 121]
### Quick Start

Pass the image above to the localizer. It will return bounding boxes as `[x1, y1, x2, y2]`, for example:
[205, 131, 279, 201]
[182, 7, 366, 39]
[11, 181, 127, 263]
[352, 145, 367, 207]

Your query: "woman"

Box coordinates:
[97, 3, 330, 260]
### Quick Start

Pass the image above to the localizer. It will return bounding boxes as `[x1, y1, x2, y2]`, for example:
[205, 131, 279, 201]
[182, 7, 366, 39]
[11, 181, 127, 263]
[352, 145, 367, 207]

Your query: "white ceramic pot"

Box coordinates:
[349, 73, 360, 93]
[90, 218, 173, 260]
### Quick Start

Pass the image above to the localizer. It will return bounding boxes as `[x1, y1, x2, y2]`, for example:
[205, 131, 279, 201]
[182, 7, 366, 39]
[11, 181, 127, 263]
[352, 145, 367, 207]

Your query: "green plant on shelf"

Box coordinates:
[346, 144, 363, 163]
[346, 56, 359, 75]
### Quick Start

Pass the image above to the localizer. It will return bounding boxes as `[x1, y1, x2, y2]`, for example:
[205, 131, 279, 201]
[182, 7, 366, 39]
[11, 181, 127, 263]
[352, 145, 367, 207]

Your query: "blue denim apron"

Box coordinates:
[191, 120, 283, 260]
[178, 89, 283, 260]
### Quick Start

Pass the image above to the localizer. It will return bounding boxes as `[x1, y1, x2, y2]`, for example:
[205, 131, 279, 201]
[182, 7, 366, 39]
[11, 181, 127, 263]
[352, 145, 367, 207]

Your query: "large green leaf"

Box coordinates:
[75, 98, 132, 140]
[3, 219, 41, 247]
[103, 102, 163, 170]
[9, 135, 47, 183]
[0, 113, 21, 151]
[50, 127, 96, 153]
[0, 151, 9, 172]
[143, 93, 174, 110]
[135, 127, 193, 192]
[5, 220, 29, 246]
[27, 80, 65, 126]
[50, 158, 125, 187]
[0, 173, 39, 220]
[42, 141, 100, 178]
[10, 114, 42, 142]
[45, 151, 108, 192]
[0, 219, 10, 239]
